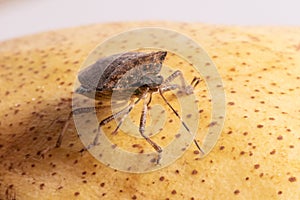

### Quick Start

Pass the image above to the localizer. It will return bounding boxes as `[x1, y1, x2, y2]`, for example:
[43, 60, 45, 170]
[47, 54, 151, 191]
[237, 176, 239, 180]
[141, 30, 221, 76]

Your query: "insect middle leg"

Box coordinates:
[87, 89, 149, 149]
[111, 92, 153, 135]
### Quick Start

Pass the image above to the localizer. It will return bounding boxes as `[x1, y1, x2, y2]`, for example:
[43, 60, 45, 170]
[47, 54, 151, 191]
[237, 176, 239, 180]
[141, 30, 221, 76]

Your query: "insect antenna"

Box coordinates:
[158, 89, 205, 155]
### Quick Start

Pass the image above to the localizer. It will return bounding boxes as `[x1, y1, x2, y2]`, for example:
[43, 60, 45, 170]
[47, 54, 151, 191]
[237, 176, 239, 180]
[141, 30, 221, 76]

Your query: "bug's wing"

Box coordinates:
[100, 52, 147, 89]
[78, 52, 147, 89]
[102, 51, 167, 89]
[78, 53, 122, 89]
[78, 51, 167, 90]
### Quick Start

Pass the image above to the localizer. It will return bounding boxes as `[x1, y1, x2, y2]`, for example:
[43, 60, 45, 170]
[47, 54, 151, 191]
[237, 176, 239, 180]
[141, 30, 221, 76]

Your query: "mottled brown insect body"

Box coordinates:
[76, 51, 166, 100]
[57, 51, 203, 164]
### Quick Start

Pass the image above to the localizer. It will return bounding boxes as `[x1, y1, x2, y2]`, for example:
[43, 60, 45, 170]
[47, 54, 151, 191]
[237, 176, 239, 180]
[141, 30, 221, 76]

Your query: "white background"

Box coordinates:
[0, 0, 300, 41]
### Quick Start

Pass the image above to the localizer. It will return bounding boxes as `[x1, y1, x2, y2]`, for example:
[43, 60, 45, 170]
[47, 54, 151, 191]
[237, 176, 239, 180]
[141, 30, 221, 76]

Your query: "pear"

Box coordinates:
[0, 22, 299, 199]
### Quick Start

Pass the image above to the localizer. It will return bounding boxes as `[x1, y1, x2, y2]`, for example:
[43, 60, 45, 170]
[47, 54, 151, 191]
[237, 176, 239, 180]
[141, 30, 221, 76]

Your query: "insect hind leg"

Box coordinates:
[56, 107, 95, 148]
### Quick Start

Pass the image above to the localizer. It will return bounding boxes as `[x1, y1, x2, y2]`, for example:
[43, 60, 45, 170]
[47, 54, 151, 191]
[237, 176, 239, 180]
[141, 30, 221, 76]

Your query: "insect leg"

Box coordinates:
[88, 89, 149, 149]
[159, 84, 180, 93]
[56, 107, 95, 147]
[163, 70, 185, 85]
[158, 89, 205, 154]
[139, 93, 162, 164]
[163, 70, 191, 93]
[163, 70, 201, 94]
[111, 92, 153, 135]
[111, 99, 135, 135]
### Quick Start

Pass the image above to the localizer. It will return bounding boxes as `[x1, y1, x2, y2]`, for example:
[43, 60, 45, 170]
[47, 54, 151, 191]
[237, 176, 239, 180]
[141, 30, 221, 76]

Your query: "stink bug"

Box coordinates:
[56, 51, 203, 163]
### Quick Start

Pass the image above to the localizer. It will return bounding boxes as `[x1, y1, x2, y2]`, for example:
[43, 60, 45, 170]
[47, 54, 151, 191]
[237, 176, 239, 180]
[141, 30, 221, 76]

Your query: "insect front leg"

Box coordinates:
[163, 70, 201, 95]
[158, 89, 205, 155]
[159, 84, 179, 93]
[139, 93, 162, 164]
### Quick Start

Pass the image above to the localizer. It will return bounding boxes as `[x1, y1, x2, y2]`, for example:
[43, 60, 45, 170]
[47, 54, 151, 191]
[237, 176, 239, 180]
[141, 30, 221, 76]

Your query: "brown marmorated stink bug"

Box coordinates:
[56, 51, 204, 164]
